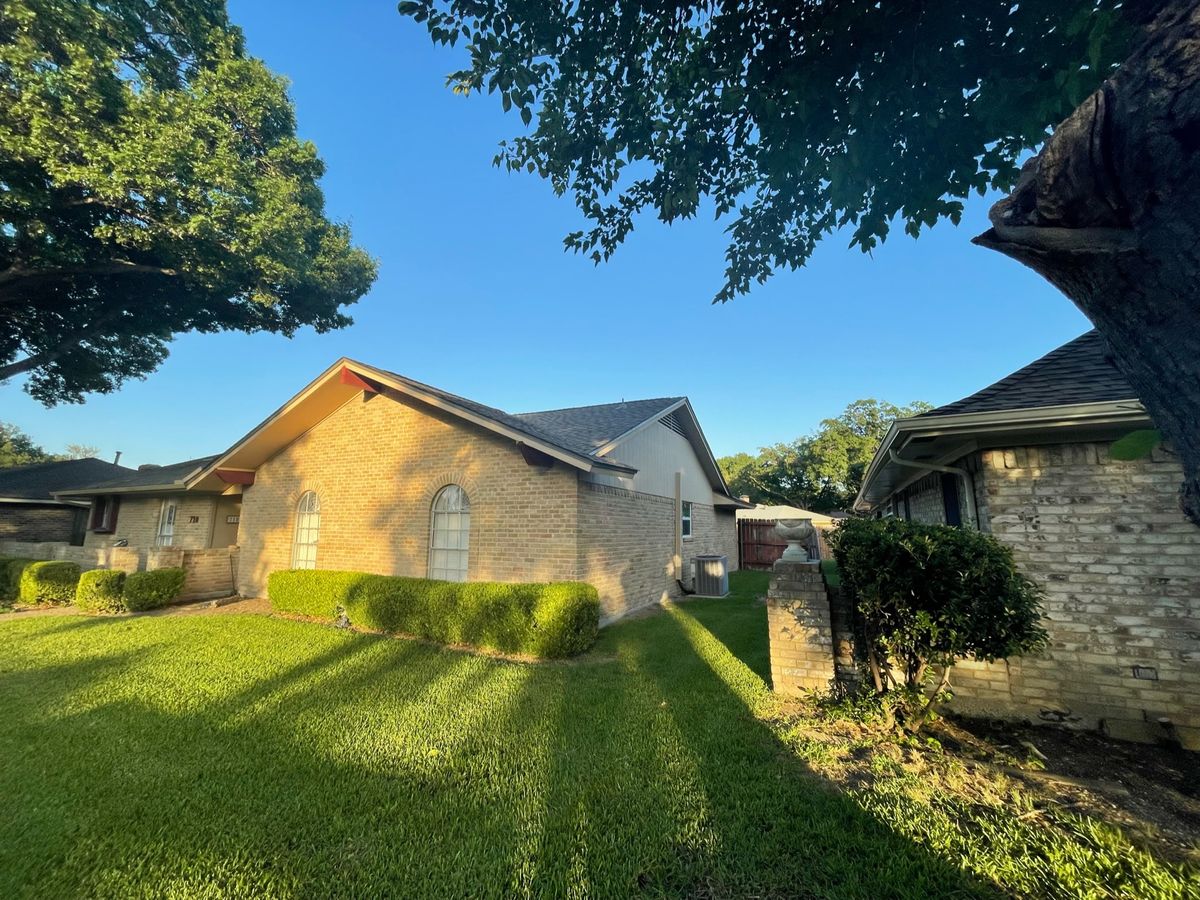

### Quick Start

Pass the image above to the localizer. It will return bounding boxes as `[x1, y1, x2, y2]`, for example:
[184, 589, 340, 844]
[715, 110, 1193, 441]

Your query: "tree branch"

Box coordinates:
[0, 261, 179, 303]
[0, 309, 127, 383]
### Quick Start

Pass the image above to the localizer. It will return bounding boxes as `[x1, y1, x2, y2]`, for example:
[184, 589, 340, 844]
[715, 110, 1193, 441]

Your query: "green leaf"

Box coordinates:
[1109, 429, 1162, 461]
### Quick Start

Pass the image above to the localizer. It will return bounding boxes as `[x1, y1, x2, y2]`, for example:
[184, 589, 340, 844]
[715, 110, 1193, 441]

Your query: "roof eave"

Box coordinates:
[854, 399, 1149, 512]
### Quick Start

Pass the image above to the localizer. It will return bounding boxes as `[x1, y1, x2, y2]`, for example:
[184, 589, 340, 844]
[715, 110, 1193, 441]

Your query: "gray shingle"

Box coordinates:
[924, 331, 1137, 417]
[365, 364, 680, 461]
[0, 458, 133, 501]
[58, 455, 219, 494]
[513, 398, 684, 456]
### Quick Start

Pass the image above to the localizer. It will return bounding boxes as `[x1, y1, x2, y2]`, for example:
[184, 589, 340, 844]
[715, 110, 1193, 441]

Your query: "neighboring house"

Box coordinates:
[57, 360, 747, 620]
[0, 457, 131, 544]
[855, 331, 1200, 748]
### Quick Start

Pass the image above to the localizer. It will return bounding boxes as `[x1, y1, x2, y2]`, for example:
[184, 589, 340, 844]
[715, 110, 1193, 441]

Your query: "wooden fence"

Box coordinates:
[737, 519, 835, 569]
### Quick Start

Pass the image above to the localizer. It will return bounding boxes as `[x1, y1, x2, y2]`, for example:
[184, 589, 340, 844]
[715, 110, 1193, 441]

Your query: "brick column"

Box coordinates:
[767, 559, 836, 694]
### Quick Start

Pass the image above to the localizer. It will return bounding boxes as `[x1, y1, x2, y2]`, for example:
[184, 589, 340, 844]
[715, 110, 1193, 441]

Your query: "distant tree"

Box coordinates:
[0, 421, 54, 467]
[718, 399, 931, 513]
[1, 0, 377, 404]
[401, 1, 1200, 525]
[63, 444, 101, 460]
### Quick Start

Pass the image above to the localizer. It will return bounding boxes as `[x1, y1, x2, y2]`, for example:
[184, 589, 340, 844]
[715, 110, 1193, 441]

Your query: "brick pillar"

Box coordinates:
[767, 559, 836, 694]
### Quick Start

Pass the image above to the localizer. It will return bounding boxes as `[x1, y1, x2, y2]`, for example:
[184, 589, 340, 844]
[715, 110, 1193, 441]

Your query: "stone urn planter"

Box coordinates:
[774, 518, 815, 562]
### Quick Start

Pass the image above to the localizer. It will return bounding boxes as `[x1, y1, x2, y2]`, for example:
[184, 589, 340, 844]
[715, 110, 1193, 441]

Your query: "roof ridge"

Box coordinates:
[514, 396, 683, 417]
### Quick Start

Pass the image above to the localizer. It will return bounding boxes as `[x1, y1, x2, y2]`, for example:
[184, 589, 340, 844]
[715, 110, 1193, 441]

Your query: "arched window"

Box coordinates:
[292, 491, 321, 569]
[429, 485, 470, 581]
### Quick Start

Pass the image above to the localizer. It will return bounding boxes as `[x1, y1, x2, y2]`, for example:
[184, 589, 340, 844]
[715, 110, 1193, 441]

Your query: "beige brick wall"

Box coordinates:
[946, 442, 1200, 749]
[577, 483, 738, 620]
[83, 493, 217, 550]
[236, 390, 581, 598]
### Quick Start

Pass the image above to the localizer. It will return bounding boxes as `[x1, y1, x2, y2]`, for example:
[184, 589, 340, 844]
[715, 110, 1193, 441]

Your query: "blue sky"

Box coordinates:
[1, 1, 1091, 468]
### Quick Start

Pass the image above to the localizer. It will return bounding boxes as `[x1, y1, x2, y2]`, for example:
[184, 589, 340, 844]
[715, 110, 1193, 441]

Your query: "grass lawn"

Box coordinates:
[1, 572, 1195, 898]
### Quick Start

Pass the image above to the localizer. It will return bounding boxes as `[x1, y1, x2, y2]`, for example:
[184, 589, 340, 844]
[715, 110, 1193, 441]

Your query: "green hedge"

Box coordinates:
[0, 557, 36, 602]
[268, 569, 371, 619]
[75, 569, 128, 614]
[18, 561, 81, 606]
[268, 569, 600, 658]
[124, 567, 186, 611]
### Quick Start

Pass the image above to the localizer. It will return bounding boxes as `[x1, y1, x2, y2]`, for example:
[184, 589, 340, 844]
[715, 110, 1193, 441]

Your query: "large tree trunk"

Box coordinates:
[974, 1, 1200, 524]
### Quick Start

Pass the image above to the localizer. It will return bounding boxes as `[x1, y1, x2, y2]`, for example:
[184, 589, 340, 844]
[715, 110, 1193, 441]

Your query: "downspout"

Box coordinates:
[887, 450, 979, 529]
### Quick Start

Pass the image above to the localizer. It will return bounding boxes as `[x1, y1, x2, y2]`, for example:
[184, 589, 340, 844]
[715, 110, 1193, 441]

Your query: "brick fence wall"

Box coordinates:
[0, 540, 237, 602]
[766, 559, 836, 694]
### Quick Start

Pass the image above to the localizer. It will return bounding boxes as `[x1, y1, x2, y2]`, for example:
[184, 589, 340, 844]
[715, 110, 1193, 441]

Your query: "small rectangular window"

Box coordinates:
[681, 500, 693, 539]
[89, 496, 120, 533]
[156, 500, 177, 547]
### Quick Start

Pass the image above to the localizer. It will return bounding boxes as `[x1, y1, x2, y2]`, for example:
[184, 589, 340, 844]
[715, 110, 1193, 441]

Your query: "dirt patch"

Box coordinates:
[941, 715, 1200, 863]
[773, 698, 1200, 867]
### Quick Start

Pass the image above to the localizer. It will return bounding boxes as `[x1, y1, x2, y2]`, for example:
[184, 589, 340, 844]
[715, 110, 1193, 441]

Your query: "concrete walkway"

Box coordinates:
[1, 596, 272, 621]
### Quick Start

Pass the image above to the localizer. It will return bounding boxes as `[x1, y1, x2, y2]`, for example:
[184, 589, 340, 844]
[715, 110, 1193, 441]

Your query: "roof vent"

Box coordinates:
[137, 463, 161, 471]
[659, 410, 686, 437]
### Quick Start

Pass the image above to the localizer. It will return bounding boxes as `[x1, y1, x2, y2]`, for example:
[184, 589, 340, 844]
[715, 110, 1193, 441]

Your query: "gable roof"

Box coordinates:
[51, 360, 742, 502]
[0, 457, 132, 504]
[924, 331, 1137, 417]
[513, 397, 684, 457]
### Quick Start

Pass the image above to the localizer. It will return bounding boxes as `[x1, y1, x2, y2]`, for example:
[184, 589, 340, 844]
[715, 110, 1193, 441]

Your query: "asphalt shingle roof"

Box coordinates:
[513, 398, 684, 456]
[58, 455, 219, 494]
[366, 364, 681, 462]
[0, 458, 133, 502]
[924, 331, 1138, 418]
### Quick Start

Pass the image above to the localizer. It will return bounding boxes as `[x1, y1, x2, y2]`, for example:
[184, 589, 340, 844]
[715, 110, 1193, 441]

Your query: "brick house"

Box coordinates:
[854, 331, 1200, 748]
[0, 457, 130, 544]
[57, 359, 747, 620]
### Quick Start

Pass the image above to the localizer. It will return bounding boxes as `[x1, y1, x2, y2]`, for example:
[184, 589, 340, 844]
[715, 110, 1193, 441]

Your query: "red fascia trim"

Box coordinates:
[216, 469, 255, 485]
[340, 367, 379, 393]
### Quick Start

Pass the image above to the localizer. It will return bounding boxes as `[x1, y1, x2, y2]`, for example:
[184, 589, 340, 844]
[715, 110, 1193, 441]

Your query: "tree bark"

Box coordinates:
[974, 1, 1200, 524]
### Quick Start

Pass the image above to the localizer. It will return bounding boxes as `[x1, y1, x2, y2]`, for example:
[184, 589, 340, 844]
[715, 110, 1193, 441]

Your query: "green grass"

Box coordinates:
[0, 572, 1193, 898]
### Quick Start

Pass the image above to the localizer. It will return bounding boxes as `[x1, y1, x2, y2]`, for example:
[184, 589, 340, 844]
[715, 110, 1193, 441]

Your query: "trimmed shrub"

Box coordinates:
[124, 567, 186, 611]
[75, 569, 128, 614]
[0, 557, 36, 602]
[268, 569, 601, 658]
[18, 561, 82, 606]
[267, 569, 372, 619]
[831, 517, 1047, 729]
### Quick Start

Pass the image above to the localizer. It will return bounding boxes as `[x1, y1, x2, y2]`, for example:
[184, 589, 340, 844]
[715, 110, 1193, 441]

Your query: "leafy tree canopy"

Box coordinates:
[400, 0, 1130, 301]
[1, 0, 377, 403]
[0, 421, 54, 467]
[718, 398, 931, 513]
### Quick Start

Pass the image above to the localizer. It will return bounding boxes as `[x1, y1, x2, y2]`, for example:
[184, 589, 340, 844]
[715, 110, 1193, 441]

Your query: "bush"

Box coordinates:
[831, 517, 1047, 728]
[0, 557, 36, 602]
[75, 569, 128, 614]
[267, 569, 372, 619]
[268, 569, 601, 658]
[123, 567, 186, 611]
[18, 561, 82, 606]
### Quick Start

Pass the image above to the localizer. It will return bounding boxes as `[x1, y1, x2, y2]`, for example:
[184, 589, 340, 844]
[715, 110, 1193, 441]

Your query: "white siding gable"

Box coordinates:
[587, 418, 712, 502]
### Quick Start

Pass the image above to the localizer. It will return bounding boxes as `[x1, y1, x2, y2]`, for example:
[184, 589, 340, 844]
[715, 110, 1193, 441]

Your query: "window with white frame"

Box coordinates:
[429, 485, 470, 582]
[681, 500, 693, 539]
[155, 500, 177, 547]
[292, 491, 321, 569]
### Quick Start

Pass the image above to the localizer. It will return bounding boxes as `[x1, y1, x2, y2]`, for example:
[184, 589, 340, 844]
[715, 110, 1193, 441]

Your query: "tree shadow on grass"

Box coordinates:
[526, 601, 1002, 898]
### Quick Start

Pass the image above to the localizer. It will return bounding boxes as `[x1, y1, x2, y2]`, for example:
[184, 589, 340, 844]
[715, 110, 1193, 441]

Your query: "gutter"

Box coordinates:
[887, 450, 979, 529]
